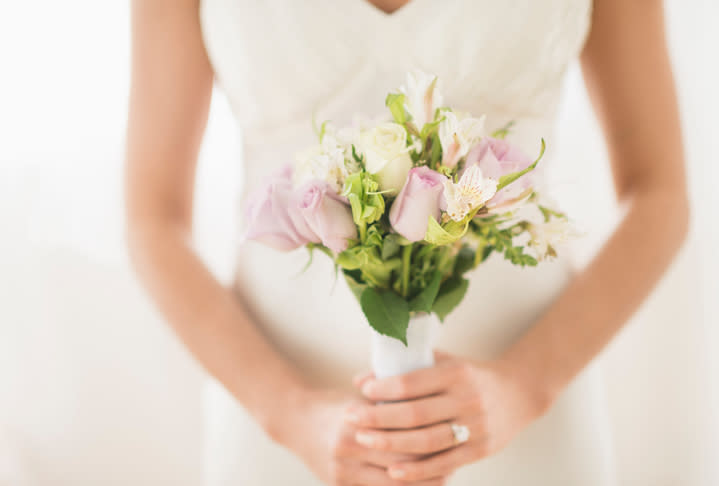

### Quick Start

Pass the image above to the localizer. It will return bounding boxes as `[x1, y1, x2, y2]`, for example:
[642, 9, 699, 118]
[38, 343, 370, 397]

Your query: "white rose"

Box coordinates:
[359, 122, 413, 194]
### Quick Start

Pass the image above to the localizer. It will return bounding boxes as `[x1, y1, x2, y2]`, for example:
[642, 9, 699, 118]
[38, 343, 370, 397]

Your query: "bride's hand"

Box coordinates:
[346, 351, 552, 482]
[275, 388, 447, 486]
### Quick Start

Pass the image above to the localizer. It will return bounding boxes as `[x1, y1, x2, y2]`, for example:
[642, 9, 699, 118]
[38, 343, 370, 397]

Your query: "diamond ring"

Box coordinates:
[450, 423, 470, 445]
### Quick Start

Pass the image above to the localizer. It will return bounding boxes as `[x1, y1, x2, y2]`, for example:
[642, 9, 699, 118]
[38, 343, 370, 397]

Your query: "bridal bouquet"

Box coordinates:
[241, 71, 572, 378]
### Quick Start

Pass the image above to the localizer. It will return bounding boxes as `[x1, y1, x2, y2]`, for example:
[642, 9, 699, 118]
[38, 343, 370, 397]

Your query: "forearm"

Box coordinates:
[127, 219, 311, 434]
[501, 187, 689, 403]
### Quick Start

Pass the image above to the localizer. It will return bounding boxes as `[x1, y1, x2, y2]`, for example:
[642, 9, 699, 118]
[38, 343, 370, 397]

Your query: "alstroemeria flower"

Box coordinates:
[438, 111, 486, 168]
[528, 218, 574, 260]
[399, 69, 443, 129]
[443, 165, 498, 221]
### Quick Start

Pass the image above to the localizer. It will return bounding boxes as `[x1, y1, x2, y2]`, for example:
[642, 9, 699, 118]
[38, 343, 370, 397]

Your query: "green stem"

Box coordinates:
[358, 221, 367, 244]
[401, 243, 413, 297]
[474, 239, 488, 268]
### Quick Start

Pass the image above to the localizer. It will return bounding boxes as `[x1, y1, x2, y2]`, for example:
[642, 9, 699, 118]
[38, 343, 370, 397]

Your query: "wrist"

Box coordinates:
[495, 354, 559, 417]
[257, 380, 315, 447]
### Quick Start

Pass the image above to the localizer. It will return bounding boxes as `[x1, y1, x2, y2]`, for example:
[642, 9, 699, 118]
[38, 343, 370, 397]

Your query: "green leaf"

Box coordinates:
[424, 216, 470, 245]
[351, 144, 365, 165]
[419, 117, 442, 140]
[435, 245, 455, 276]
[538, 204, 567, 223]
[381, 234, 401, 260]
[432, 276, 469, 322]
[366, 195, 385, 223]
[360, 287, 410, 345]
[434, 106, 452, 119]
[502, 245, 538, 267]
[430, 132, 443, 165]
[336, 246, 363, 270]
[453, 246, 475, 276]
[342, 171, 385, 225]
[385, 93, 410, 125]
[436, 165, 453, 178]
[409, 270, 442, 312]
[364, 224, 383, 248]
[395, 234, 414, 246]
[343, 270, 367, 302]
[318, 121, 328, 142]
[496, 138, 545, 191]
[474, 241, 493, 267]
[491, 120, 516, 140]
[312, 114, 328, 142]
[339, 244, 401, 287]
[415, 243, 437, 260]
[294, 245, 315, 276]
[347, 193, 363, 225]
[362, 257, 401, 288]
[404, 122, 420, 139]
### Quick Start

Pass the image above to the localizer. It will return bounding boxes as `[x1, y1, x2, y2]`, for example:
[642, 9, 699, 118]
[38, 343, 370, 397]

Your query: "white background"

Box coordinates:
[1, 1, 717, 484]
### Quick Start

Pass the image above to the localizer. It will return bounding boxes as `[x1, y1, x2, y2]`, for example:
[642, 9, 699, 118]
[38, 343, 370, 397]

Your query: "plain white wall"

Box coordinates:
[1, 3, 237, 484]
[553, 2, 719, 482]
[1, 1, 716, 484]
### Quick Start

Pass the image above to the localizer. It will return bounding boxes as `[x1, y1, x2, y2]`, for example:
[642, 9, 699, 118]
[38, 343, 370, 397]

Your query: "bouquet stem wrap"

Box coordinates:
[370, 312, 440, 379]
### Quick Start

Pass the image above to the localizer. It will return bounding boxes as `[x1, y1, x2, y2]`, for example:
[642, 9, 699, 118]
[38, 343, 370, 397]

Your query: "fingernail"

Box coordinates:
[361, 380, 375, 396]
[388, 467, 406, 479]
[355, 432, 376, 447]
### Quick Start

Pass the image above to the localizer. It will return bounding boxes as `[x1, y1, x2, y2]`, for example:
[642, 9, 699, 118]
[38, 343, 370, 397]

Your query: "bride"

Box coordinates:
[124, 1, 689, 485]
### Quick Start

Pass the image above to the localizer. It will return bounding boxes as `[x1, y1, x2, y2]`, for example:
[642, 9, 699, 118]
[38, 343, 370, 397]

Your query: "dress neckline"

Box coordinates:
[358, 0, 425, 19]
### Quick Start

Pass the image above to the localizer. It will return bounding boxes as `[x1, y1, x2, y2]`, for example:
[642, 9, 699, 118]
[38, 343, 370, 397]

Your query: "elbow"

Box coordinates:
[628, 182, 691, 256]
[123, 203, 172, 277]
[124, 213, 153, 279]
[124, 194, 191, 268]
[124, 210, 193, 287]
[659, 176, 692, 252]
[124, 196, 149, 271]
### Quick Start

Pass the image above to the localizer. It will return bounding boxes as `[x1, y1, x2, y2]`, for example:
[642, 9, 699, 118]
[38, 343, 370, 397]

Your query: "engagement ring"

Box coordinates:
[450, 423, 470, 445]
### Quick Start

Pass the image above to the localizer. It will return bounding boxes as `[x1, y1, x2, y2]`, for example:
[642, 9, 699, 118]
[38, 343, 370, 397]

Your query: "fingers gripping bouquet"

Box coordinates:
[242, 71, 573, 378]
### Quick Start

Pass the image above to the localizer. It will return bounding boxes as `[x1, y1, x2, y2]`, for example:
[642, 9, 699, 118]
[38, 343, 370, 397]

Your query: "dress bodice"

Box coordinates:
[200, 0, 592, 187]
[198, 5, 621, 485]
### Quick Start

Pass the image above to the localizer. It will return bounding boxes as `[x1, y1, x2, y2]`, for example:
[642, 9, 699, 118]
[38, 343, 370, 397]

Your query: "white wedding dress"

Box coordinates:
[199, 1, 617, 484]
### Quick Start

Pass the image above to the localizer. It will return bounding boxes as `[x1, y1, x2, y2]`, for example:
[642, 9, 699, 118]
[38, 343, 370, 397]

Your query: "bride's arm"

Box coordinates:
[124, 0, 308, 433]
[500, 0, 690, 403]
[347, 0, 690, 480]
[126, 2, 433, 484]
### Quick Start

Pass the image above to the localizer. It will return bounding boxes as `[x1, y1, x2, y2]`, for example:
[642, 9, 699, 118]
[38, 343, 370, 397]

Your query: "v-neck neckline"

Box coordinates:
[359, 0, 421, 19]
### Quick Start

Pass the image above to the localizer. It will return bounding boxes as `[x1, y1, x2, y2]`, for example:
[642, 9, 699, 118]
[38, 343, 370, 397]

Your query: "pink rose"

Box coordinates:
[290, 180, 357, 253]
[242, 164, 309, 251]
[389, 166, 447, 242]
[464, 137, 535, 206]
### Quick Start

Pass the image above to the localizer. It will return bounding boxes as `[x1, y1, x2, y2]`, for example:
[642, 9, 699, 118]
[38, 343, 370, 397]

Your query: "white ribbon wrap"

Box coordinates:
[370, 312, 441, 379]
